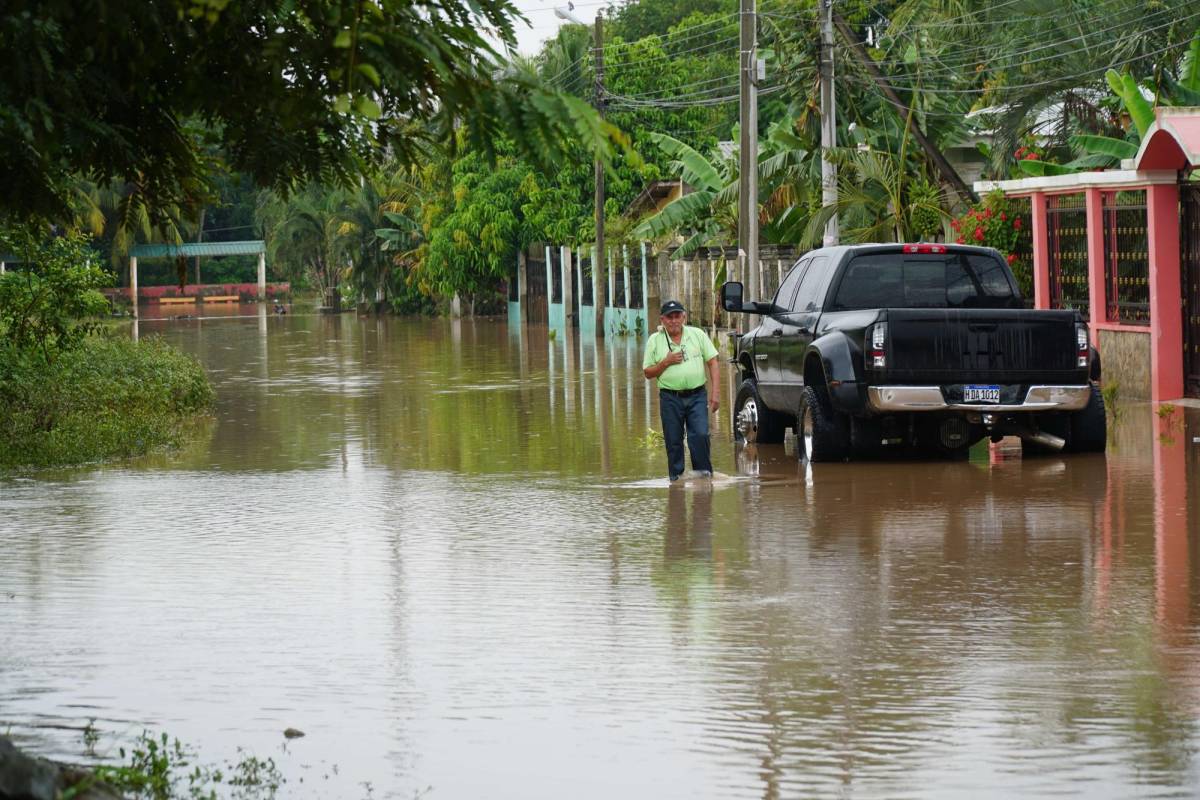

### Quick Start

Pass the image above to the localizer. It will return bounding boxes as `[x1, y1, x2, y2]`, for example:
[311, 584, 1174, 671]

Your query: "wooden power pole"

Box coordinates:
[820, 0, 838, 246]
[738, 0, 759, 304]
[593, 13, 607, 330]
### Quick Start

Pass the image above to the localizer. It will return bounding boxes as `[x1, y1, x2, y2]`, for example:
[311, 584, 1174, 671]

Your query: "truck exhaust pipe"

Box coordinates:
[1021, 430, 1066, 451]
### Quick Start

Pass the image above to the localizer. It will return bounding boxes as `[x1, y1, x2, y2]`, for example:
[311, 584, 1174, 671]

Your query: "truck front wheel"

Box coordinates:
[798, 385, 849, 462]
[734, 378, 788, 444]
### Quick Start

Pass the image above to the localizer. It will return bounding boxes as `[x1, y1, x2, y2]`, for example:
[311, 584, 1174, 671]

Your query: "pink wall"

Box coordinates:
[105, 282, 291, 300]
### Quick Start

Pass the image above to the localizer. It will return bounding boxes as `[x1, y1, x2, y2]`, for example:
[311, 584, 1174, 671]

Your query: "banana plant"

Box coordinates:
[1018, 28, 1200, 177]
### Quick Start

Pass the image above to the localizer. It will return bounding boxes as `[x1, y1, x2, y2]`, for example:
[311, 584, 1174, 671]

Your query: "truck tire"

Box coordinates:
[733, 378, 787, 444]
[1068, 385, 1106, 453]
[798, 384, 848, 462]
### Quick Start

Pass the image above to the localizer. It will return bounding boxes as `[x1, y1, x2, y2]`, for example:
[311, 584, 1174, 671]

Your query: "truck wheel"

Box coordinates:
[1068, 385, 1106, 453]
[733, 378, 787, 444]
[798, 384, 848, 462]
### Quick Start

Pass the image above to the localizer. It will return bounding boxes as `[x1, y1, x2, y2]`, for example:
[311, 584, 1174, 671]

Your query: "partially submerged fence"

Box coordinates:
[509, 242, 806, 336]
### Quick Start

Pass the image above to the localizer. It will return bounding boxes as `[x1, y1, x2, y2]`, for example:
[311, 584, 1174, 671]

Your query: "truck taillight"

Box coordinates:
[1076, 323, 1089, 368]
[870, 322, 887, 368]
[902, 243, 946, 254]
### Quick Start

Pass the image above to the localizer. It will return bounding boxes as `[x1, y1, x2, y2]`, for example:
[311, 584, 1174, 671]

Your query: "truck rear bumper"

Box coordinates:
[867, 385, 1092, 413]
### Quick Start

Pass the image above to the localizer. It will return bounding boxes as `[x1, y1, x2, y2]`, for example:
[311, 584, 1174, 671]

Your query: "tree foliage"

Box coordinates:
[0, 0, 627, 229]
[0, 230, 110, 363]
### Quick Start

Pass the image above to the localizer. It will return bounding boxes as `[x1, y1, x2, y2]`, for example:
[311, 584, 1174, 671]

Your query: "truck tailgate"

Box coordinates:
[883, 309, 1084, 384]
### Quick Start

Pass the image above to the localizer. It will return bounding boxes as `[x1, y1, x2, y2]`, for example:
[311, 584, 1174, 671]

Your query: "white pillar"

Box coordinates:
[575, 246, 584, 307]
[560, 245, 573, 319]
[607, 247, 615, 308]
[622, 244, 631, 309]
[591, 245, 599, 309]
[130, 255, 138, 318]
[0, 262, 6, 275]
[640, 242, 648, 312]
[257, 252, 266, 300]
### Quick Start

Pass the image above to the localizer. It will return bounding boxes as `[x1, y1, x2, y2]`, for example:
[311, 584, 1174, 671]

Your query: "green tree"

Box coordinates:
[257, 186, 345, 302]
[0, 0, 626, 228]
[0, 230, 110, 363]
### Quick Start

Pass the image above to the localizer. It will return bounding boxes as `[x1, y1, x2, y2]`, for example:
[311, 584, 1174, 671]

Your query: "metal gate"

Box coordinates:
[1183, 185, 1200, 398]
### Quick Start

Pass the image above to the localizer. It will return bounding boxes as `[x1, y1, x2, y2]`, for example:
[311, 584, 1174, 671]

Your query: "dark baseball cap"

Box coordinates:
[660, 300, 686, 315]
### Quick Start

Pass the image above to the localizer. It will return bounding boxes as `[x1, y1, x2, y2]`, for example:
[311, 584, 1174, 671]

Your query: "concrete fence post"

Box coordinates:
[130, 255, 139, 318]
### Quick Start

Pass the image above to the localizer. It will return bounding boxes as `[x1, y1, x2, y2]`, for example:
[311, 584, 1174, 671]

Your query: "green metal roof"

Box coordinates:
[130, 240, 265, 258]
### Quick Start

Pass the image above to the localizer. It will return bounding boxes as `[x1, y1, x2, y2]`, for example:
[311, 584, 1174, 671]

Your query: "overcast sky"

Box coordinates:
[502, 0, 613, 55]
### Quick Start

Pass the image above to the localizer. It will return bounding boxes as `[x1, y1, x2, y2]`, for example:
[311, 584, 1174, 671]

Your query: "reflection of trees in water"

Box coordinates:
[153, 316, 677, 477]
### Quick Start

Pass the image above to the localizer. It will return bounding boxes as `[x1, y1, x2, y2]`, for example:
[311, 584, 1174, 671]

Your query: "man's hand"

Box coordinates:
[708, 394, 720, 413]
[661, 350, 685, 367]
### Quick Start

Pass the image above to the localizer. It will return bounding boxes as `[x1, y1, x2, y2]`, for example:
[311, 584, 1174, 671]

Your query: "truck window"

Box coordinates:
[772, 258, 809, 309]
[791, 256, 830, 312]
[831, 253, 1019, 310]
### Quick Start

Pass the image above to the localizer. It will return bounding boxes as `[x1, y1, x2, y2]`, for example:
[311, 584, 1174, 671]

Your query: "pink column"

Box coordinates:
[1029, 192, 1051, 309]
[1084, 187, 1107, 342]
[1147, 182, 1184, 401]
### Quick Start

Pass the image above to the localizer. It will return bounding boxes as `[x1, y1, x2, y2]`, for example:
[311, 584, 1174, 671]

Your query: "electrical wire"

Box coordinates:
[841, 35, 1192, 96]
[865, 0, 1183, 71]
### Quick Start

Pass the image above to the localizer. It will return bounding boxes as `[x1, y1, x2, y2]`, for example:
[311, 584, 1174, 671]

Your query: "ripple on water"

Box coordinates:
[1, 317, 1199, 799]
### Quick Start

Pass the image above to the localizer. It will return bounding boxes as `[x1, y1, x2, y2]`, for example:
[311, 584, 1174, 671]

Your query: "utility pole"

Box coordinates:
[738, 0, 759, 304]
[820, 0, 839, 246]
[831, 12, 977, 205]
[593, 13, 607, 331]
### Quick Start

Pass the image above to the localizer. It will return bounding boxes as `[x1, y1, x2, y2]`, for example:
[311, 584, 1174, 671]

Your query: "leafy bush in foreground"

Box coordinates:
[0, 335, 215, 468]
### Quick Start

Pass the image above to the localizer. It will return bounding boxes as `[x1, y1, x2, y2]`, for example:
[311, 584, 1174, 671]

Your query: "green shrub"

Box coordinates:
[0, 334, 215, 468]
[0, 229, 110, 361]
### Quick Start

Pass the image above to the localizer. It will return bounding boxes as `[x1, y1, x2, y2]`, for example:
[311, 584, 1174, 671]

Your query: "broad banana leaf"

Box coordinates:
[1065, 154, 1125, 170]
[1162, 74, 1200, 107]
[1181, 29, 1200, 93]
[1070, 134, 1138, 160]
[631, 189, 716, 239]
[648, 133, 723, 192]
[1106, 69, 1155, 140]
[1016, 159, 1081, 178]
[674, 229, 715, 260]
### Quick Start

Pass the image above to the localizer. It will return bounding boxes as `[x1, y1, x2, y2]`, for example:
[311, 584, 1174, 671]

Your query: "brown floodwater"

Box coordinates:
[2, 311, 1199, 799]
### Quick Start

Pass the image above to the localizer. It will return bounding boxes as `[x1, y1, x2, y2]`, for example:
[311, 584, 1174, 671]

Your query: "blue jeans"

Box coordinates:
[659, 388, 712, 480]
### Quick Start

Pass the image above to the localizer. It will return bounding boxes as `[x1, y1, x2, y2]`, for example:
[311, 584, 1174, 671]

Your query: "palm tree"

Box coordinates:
[257, 186, 344, 306]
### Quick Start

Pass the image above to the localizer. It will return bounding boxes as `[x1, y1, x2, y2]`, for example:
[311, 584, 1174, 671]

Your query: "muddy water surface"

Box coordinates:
[2, 312, 1199, 799]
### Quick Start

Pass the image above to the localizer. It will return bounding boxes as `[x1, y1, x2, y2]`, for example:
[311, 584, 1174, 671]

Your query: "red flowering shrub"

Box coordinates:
[949, 191, 1032, 297]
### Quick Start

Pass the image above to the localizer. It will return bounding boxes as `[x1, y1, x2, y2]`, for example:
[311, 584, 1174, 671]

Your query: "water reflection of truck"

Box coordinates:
[722, 244, 1106, 461]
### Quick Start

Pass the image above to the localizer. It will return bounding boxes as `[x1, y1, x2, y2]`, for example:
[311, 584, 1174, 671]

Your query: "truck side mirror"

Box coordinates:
[721, 281, 744, 312]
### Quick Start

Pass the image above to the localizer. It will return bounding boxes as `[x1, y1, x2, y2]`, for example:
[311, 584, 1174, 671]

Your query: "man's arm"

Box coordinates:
[706, 356, 721, 412]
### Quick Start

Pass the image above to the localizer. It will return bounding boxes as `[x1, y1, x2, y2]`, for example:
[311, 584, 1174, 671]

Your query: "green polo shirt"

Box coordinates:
[643, 325, 719, 391]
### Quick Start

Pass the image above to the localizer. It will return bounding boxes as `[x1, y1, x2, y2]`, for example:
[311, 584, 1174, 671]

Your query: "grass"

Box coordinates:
[62, 730, 283, 800]
[0, 333, 215, 469]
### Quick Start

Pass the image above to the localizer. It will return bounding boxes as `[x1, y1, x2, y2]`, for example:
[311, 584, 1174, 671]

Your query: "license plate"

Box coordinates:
[964, 385, 1001, 403]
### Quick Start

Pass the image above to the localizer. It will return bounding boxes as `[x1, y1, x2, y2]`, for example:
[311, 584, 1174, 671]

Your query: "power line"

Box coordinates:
[842, 35, 1192, 96]
[866, 0, 1183, 72]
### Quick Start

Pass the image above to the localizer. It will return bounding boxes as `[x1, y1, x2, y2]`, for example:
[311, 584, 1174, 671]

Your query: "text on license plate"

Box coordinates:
[964, 385, 1001, 403]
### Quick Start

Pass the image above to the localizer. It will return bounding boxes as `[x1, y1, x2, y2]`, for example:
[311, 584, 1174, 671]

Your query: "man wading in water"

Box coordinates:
[642, 300, 720, 481]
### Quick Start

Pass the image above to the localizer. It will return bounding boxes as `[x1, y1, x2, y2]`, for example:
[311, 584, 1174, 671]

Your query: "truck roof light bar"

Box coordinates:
[902, 243, 947, 254]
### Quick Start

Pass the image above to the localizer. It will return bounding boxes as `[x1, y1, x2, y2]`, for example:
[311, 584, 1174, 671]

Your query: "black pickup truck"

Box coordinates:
[722, 243, 1105, 461]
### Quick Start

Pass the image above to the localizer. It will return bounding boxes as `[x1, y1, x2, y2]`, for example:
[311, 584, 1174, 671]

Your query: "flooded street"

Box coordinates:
[2, 312, 1200, 798]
